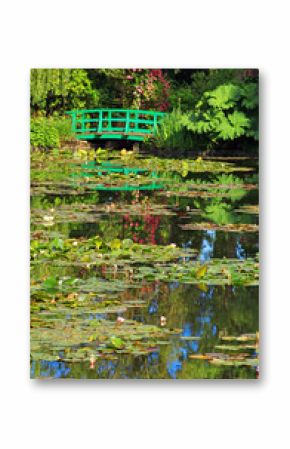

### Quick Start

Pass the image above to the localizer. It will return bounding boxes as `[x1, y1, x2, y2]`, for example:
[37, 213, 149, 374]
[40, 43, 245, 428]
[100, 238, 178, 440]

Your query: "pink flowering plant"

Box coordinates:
[123, 69, 170, 111]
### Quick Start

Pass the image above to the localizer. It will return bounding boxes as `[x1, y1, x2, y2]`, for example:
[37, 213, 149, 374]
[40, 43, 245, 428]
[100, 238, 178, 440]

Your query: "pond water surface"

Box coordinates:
[30, 149, 259, 379]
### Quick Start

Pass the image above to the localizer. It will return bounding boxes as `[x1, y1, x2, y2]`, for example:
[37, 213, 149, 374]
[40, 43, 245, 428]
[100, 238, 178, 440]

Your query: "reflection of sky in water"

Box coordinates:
[199, 230, 216, 263]
[198, 231, 248, 261]
[169, 281, 180, 291]
[88, 313, 107, 320]
[30, 360, 71, 379]
[148, 298, 158, 314]
[236, 239, 246, 259]
[167, 345, 183, 379]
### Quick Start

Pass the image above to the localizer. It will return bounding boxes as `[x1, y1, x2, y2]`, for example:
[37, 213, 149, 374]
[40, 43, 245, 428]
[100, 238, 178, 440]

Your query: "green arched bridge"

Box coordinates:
[66, 108, 165, 142]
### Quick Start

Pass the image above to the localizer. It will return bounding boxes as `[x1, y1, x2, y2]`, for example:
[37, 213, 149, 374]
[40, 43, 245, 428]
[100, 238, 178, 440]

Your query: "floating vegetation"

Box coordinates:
[132, 258, 259, 286]
[235, 204, 259, 214]
[180, 223, 259, 233]
[189, 332, 259, 368]
[30, 236, 197, 266]
[31, 202, 174, 226]
[31, 318, 181, 362]
[30, 148, 259, 379]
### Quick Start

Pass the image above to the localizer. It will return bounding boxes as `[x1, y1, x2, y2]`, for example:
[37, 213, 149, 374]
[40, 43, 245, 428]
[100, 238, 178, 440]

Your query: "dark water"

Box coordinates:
[30, 153, 259, 379]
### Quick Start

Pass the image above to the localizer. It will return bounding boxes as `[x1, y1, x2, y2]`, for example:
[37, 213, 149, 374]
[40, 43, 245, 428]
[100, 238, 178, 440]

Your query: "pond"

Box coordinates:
[30, 148, 259, 379]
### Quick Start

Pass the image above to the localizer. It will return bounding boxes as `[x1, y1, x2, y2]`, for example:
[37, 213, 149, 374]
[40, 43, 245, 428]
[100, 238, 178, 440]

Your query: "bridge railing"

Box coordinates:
[66, 108, 165, 141]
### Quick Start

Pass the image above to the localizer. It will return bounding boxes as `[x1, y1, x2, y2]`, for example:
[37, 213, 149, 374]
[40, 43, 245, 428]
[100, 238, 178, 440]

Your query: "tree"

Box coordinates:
[30, 69, 99, 115]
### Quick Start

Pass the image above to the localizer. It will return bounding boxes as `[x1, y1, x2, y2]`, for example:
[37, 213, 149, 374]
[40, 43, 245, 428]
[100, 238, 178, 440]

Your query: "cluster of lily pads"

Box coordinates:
[31, 317, 180, 362]
[30, 235, 258, 286]
[189, 332, 259, 368]
[31, 236, 197, 266]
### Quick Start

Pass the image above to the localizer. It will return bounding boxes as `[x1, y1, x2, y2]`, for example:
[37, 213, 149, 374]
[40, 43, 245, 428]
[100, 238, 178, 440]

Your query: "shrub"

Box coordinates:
[30, 116, 73, 149]
[188, 82, 258, 141]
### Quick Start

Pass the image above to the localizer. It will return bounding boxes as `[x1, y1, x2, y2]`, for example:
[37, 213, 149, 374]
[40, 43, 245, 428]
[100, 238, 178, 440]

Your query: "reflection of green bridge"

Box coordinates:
[71, 161, 164, 191]
[66, 108, 165, 142]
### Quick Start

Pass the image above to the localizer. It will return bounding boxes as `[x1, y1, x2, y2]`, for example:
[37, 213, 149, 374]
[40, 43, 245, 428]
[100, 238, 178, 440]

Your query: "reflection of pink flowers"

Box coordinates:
[126, 75, 133, 80]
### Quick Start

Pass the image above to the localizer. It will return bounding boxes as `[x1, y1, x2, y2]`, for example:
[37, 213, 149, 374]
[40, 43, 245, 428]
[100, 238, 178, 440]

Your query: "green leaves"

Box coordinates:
[30, 69, 99, 114]
[109, 336, 126, 350]
[195, 82, 257, 141]
[206, 84, 241, 109]
[241, 83, 258, 109]
[109, 239, 122, 251]
[30, 118, 60, 149]
[155, 80, 258, 148]
[49, 238, 64, 251]
[93, 236, 102, 250]
[122, 238, 134, 248]
[42, 276, 58, 294]
[216, 111, 250, 140]
[196, 264, 208, 279]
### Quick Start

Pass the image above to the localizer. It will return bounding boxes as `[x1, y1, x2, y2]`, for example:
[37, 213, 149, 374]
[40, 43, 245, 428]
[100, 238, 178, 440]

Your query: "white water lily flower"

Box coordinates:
[116, 317, 125, 324]
[160, 316, 167, 326]
[43, 215, 54, 221]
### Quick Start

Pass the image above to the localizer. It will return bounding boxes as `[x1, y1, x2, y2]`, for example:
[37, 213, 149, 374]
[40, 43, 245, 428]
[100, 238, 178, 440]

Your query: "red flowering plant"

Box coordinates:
[123, 69, 170, 111]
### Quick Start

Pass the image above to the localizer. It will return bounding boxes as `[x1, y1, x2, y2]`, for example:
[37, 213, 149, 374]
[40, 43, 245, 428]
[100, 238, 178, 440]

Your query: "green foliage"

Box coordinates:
[155, 80, 258, 151]
[30, 117, 59, 148]
[153, 109, 199, 151]
[30, 116, 73, 149]
[31, 69, 99, 114]
[168, 69, 244, 111]
[51, 116, 73, 140]
[30, 68, 258, 153]
[203, 200, 234, 225]
[190, 82, 258, 141]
